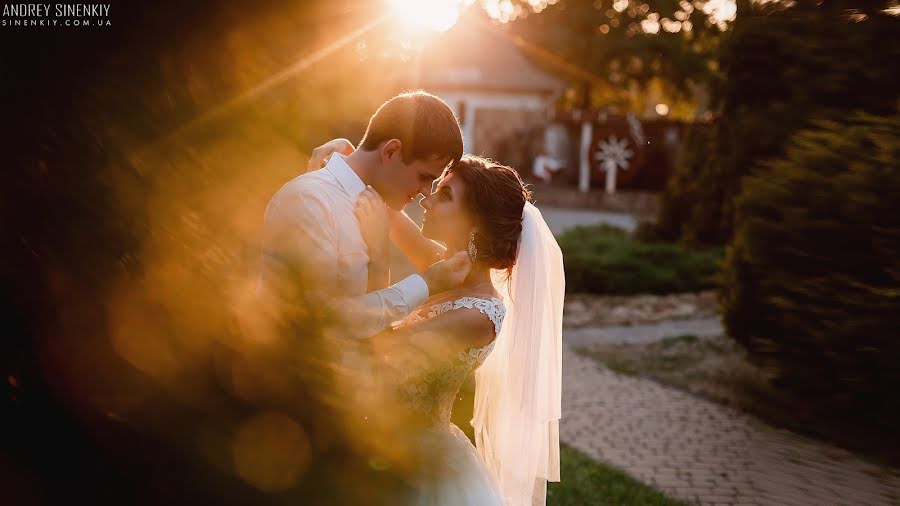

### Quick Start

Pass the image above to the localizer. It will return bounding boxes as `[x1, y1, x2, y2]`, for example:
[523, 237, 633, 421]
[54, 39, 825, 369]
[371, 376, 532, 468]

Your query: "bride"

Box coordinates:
[343, 153, 565, 506]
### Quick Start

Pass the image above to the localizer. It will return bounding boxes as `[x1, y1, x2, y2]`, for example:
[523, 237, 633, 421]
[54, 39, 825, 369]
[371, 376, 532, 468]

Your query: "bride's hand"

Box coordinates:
[355, 186, 390, 260]
[306, 138, 355, 172]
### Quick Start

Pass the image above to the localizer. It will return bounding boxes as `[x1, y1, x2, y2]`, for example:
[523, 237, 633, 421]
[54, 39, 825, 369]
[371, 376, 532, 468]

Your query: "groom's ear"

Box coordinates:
[381, 138, 403, 163]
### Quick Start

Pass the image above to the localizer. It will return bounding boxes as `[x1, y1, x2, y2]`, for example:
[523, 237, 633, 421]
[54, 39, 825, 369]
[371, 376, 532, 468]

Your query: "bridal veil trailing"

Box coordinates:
[473, 202, 564, 506]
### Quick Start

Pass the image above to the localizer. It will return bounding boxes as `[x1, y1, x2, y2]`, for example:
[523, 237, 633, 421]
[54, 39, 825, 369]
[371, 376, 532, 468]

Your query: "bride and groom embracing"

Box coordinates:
[259, 91, 564, 505]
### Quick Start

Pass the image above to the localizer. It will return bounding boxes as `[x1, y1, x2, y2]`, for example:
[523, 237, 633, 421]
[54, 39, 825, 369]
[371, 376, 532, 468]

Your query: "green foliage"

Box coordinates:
[720, 113, 900, 425]
[559, 225, 722, 294]
[548, 444, 688, 506]
[653, 13, 900, 246]
[507, 0, 724, 111]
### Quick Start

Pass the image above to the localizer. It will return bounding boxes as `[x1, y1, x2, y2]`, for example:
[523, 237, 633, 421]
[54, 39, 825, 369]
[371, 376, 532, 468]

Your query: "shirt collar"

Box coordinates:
[324, 153, 366, 202]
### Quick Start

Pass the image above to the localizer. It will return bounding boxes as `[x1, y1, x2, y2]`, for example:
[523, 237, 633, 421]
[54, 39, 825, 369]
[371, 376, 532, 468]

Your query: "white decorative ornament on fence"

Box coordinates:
[595, 135, 634, 194]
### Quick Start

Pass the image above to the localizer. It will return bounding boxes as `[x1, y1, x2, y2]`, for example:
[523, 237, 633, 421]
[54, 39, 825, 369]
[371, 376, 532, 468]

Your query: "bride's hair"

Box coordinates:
[444, 156, 532, 271]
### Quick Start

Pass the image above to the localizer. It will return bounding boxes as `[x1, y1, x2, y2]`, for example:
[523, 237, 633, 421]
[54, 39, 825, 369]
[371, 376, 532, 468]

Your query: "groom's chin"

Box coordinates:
[386, 199, 409, 212]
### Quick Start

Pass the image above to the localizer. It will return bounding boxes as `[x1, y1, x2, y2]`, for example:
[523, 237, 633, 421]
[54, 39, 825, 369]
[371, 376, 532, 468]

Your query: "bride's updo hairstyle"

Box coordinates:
[444, 156, 532, 271]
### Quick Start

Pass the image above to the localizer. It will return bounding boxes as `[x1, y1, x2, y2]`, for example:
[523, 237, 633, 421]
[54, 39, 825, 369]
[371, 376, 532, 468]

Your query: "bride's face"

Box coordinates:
[419, 172, 473, 249]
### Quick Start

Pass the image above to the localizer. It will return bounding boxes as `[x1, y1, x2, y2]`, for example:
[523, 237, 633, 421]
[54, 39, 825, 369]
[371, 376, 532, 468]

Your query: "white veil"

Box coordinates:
[472, 202, 565, 506]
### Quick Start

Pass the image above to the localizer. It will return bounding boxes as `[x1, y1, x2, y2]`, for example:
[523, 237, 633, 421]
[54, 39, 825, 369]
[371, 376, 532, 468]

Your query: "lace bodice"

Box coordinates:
[389, 296, 505, 427]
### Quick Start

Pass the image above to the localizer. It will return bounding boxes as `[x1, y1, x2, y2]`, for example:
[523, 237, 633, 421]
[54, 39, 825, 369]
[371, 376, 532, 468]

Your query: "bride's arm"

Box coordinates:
[355, 188, 390, 291]
[388, 210, 446, 273]
[370, 306, 495, 362]
[305, 138, 354, 171]
[309, 138, 447, 272]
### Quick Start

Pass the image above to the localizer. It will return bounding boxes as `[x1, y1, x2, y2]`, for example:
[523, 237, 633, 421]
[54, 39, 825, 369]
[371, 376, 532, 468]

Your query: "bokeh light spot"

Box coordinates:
[232, 412, 311, 492]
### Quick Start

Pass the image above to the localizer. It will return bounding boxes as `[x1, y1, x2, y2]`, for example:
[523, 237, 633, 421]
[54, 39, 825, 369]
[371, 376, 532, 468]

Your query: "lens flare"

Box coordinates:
[390, 0, 461, 32]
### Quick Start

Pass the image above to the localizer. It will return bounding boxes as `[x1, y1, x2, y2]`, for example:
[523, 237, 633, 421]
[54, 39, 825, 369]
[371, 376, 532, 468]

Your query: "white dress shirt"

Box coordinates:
[259, 154, 429, 338]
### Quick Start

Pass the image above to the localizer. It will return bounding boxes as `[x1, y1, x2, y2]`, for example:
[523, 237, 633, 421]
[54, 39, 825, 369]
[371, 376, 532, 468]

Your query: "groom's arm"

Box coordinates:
[261, 190, 430, 339]
[388, 209, 447, 272]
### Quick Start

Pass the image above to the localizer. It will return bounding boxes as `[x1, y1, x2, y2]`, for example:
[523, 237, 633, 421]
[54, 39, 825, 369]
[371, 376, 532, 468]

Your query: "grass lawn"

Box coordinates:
[547, 444, 688, 506]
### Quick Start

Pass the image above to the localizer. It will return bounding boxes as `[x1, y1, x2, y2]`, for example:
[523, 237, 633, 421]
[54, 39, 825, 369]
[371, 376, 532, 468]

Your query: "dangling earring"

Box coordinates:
[467, 229, 478, 263]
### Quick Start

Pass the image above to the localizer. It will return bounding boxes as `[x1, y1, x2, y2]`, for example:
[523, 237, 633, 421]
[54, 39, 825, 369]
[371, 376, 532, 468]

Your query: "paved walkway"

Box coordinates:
[537, 206, 638, 235]
[564, 317, 723, 347]
[560, 343, 900, 505]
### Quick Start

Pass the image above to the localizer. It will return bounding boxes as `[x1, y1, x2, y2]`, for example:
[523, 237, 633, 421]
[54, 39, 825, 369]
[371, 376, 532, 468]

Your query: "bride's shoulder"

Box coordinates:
[420, 292, 502, 316]
[418, 293, 504, 338]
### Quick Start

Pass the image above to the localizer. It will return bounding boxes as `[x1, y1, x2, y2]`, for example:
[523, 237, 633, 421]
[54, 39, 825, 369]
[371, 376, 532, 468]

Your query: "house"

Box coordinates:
[408, 18, 565, 171]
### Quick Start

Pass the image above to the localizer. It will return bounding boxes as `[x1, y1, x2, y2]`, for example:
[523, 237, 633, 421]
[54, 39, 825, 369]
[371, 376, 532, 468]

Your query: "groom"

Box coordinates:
[259, 90, 471, 339]
[256, 91, 471, 503]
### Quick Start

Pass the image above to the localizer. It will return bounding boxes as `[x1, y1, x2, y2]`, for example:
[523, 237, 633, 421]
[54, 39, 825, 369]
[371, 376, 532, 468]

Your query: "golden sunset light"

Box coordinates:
[3, 0, 899, 504]
[390, 0, 463, 32]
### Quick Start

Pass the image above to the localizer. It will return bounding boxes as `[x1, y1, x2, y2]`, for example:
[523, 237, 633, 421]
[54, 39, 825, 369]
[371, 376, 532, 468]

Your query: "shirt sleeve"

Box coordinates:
[344, 273, 429, 338]
[259, 188, 429, 339]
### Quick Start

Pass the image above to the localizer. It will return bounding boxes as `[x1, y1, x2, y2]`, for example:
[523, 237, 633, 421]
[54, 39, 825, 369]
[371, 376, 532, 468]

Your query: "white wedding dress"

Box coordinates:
[362, 203, 563, 506]
[389, 295, 507, 506]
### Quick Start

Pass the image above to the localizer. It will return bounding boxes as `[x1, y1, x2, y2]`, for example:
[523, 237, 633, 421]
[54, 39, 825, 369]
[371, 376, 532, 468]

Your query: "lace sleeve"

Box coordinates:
[425, 297, 505, 336]
[392, 296, 505, 336]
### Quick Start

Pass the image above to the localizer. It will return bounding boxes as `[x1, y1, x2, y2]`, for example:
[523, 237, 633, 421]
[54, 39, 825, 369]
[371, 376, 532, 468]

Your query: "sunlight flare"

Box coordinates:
[390, 0, 462, 32]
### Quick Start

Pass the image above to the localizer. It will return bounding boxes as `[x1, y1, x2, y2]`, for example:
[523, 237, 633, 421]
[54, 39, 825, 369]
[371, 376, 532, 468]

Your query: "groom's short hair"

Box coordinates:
[359, 91, 463, 167]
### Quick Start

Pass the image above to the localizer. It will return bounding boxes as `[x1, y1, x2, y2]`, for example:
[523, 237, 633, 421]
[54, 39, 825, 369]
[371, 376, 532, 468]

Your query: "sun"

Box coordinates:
[389, 0, 462, 32]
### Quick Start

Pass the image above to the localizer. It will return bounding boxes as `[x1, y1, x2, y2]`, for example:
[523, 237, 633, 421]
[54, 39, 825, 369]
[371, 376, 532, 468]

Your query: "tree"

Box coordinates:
[720, 114, 900, 459]
[486, 0, 738, 116]
[646, 5, 900, 245]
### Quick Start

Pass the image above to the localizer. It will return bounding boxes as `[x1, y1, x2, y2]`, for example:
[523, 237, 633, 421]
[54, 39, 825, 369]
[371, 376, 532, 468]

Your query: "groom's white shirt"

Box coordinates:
[260, 153, 429, 338]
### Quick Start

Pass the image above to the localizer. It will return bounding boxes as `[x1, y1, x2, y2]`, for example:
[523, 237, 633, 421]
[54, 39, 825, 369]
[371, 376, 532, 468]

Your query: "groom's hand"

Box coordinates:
[422, 251, 472, 295]
[306, 138, 355, 172]
[355, 187, 390, 259]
